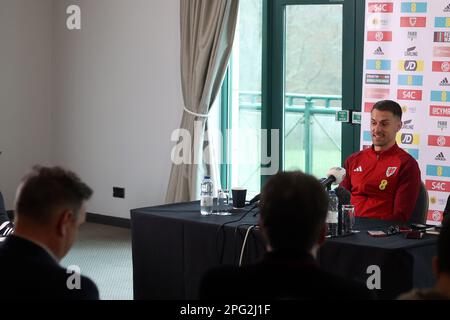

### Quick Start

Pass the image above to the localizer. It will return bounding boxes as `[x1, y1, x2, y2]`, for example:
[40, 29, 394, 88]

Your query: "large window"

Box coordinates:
[283, 4, 343, 176]
[216, 0, 361, 195]
[216, 0, 263, 198]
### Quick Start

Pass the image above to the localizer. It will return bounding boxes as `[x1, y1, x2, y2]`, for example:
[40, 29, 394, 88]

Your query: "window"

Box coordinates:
[215, 0, 361, 195]
[218, 0, 263, 198]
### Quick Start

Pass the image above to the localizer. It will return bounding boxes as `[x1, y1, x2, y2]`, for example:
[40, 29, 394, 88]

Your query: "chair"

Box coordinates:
[0, 191, 8, 222]
[1, 191, 15, 239]
[408, 181, 428, 224]
[444, 195, 450, 223]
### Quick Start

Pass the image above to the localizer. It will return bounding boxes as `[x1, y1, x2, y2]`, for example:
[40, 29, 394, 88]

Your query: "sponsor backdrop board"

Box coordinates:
[362, 1, 450, 225]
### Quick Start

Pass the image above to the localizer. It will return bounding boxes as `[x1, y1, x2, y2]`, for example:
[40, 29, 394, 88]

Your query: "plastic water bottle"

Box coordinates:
[200, 176, 213, 216]
[327, 190, 339, 237]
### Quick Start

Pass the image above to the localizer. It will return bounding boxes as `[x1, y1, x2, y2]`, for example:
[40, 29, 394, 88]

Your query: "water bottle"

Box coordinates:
[327, 189, 339, 237]
[200, 176, 213, 216]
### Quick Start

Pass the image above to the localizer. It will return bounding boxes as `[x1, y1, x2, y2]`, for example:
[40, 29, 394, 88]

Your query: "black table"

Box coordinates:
[131, 201, 437, 300]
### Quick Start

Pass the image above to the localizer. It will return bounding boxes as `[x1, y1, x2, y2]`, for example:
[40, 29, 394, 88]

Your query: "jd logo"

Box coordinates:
[404, 60, 417, 71]
[366, 265, 381, 290]
[66, 5, 81, 30]
[66, 265, 81, 290]
[401, 133, 413, 144]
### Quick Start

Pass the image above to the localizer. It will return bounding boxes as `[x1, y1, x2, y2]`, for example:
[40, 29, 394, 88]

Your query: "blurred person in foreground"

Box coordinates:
[398, 216, 450, 300]
[0, 165, 99, 299]
[199, 171, 374, 300]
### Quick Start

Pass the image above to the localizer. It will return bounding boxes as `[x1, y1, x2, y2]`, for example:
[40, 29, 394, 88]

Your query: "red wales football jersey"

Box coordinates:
[340, 144, 421, 222]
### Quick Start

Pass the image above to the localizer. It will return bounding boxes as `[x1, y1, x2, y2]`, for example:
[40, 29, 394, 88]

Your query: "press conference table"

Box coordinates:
[131, 201, 437, 300]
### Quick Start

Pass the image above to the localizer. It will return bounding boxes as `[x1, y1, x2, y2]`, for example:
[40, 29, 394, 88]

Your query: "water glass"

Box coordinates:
[216, 189, 231, 215]
[341, 204, 355, 234]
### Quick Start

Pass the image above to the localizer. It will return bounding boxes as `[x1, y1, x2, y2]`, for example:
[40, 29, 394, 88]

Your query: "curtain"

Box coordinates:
[166, 0, 239, 203]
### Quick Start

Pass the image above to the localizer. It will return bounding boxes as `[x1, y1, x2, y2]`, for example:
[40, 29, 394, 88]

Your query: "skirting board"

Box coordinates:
[6, 211, 130, 229]
[86, 212, 130, 229]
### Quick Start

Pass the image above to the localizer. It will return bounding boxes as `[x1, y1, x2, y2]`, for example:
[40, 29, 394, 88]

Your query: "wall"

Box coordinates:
[0, 0, 53, 209]
[52, 0, 183, 218]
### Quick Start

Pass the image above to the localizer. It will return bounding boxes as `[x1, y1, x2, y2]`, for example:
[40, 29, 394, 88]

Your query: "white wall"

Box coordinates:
[52, 0, 183, 218]
[0, 0, 53, 209]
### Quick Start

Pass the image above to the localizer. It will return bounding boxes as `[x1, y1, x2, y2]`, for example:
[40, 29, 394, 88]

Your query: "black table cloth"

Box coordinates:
[131, 201, 437, 300]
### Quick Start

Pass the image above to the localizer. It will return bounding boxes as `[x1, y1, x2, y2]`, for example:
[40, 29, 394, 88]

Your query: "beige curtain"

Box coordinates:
[166, 0, 239, 203]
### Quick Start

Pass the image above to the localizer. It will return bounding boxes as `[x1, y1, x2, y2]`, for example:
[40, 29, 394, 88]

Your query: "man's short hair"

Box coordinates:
[371, 100, 403, 120]
[438, 217, 450, 274]
[259, 171, 329, 252]
[15, 166, 93, 224]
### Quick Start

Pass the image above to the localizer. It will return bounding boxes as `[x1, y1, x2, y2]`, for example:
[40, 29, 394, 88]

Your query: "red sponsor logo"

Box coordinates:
[364, 102, 375, 112]
[427, 210, 444, 222]
[426, 180, 450, 192]
[368, 2, 394, 13]
[432, 61, 450, 72]
[365, 88, 390, 99]
[434, 47, 450, 58]
[430, 105, 450, 117]
[400, 17, 426, 27]
[367, 31, 392, 42]
[428, 135, 450, 147]
[397, 89, 422, 101]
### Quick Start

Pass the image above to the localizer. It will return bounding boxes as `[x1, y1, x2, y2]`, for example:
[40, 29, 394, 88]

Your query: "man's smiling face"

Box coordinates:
[370, 109, 402, 151]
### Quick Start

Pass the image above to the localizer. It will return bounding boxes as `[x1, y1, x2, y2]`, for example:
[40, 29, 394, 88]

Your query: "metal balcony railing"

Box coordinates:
[238, 91, 342, 173]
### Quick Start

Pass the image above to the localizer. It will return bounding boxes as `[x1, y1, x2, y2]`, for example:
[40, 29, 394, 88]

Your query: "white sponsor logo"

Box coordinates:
[375, 31, 384, 41]
[386, 167, 397, 177]
[433, 211, 442, 221]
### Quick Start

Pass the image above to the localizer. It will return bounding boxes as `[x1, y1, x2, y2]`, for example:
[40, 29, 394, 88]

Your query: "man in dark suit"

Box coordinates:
[0, 166, 99, 299]
[199, 171, 374, 300]
[398, 214, 450, 299]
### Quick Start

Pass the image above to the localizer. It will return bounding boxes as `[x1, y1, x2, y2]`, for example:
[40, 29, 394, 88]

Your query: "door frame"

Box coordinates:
[261, 0, 363, 186]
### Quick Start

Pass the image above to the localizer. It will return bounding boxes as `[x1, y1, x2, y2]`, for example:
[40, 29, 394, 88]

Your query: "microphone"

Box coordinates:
[320, 167, 346, 189]
[334, 186, 351, 206]
[249, 193, 261, 205]
[249, 167, 346, 205]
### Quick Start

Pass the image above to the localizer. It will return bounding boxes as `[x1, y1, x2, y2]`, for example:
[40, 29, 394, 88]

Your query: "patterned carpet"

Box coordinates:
[61, 222, 133, 300]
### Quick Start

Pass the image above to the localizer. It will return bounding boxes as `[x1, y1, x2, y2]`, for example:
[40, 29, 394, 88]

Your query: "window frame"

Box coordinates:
[220, 0, 365, 190]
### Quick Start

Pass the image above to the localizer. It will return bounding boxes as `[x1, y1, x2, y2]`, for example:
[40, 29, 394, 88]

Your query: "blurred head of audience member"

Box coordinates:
[13, 165, 93, 260]
[398, 216, 450, 300]
[199, 171, 374, 300]
[259, 171, 329, 256]
[0, 165, 99, 300]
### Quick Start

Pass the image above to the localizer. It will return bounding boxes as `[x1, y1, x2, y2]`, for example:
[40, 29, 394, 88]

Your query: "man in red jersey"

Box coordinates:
[340, 100, 421, 222]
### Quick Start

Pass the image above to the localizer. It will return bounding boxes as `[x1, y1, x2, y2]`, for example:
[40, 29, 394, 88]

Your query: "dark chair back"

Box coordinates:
[0, 191, 8, 221]
[409, 181, 428, 224]
[444, 195, 450, 223]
